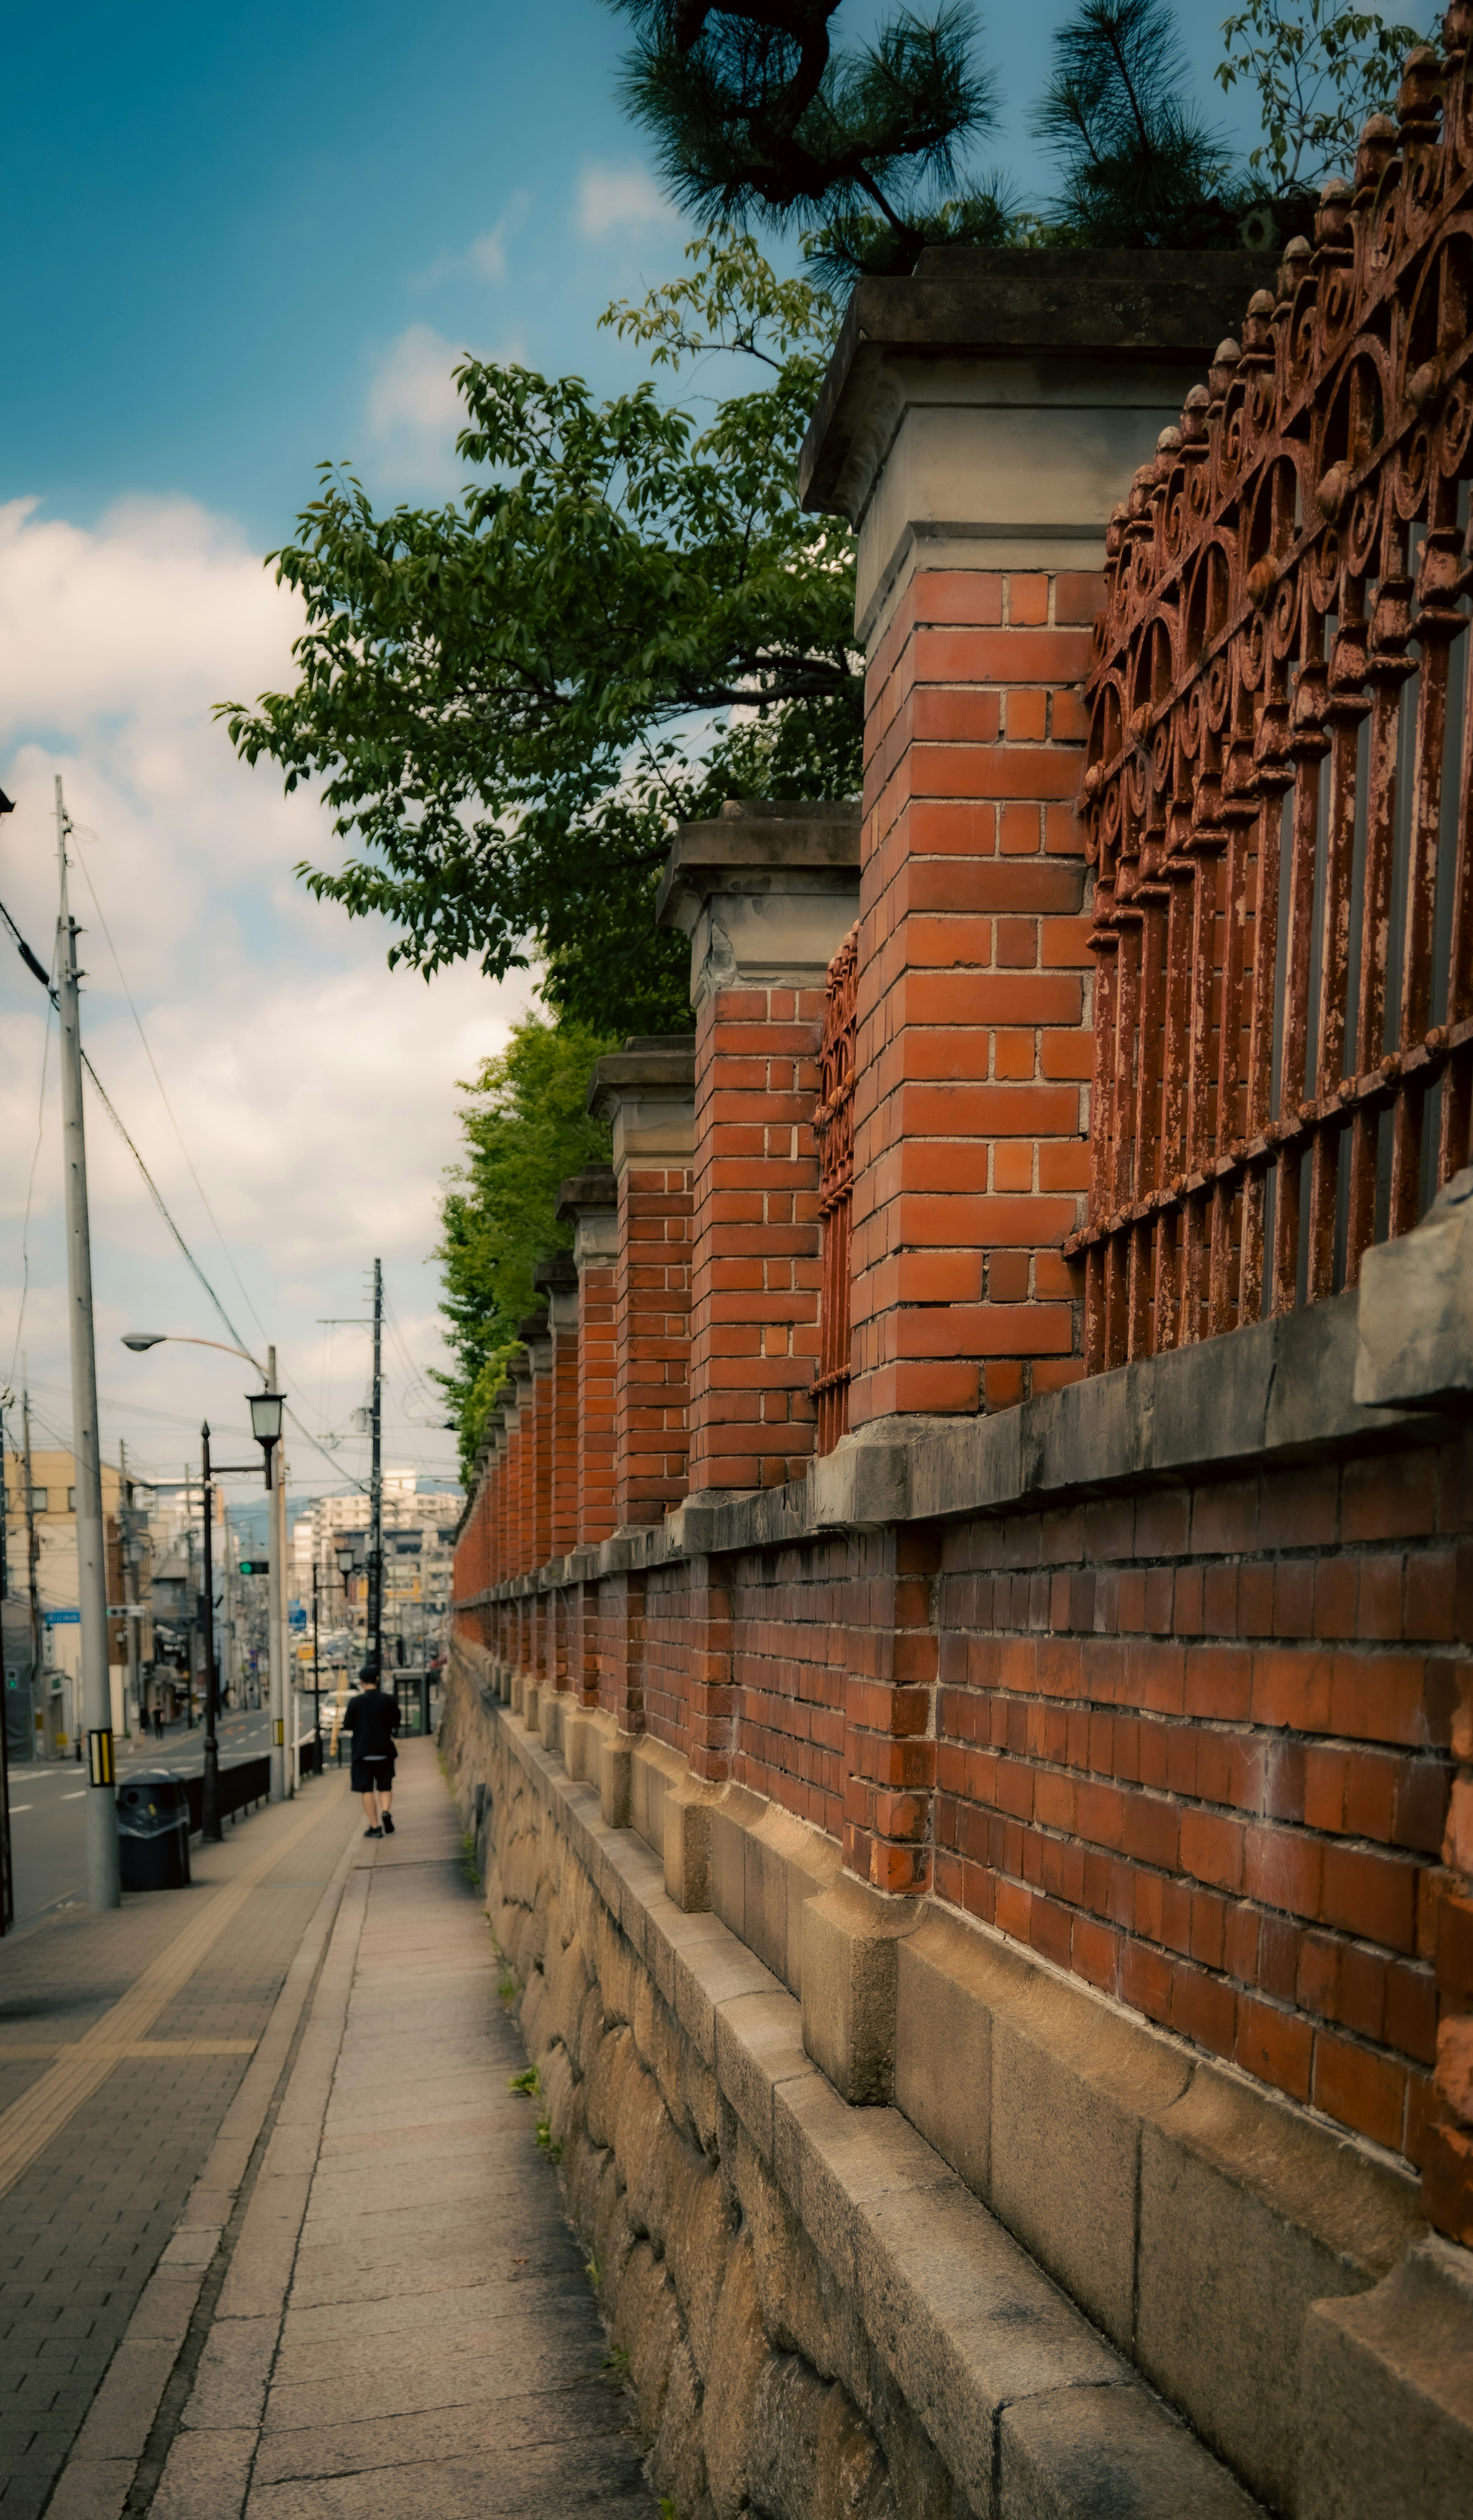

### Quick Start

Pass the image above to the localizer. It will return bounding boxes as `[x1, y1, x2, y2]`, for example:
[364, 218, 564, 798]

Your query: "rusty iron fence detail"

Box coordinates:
[1074, 25, 1473, 1373]
[812, 924, 859, 1454]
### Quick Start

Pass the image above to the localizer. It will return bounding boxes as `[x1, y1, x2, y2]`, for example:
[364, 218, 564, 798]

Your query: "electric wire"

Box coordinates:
[70, 833, 272, 1348]
[1, 887, 367, 1495]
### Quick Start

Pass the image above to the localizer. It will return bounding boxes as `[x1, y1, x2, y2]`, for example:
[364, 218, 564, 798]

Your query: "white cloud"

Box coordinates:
[415, 193, 532, 290]
[575, 161, 679, 237]
[364, 323, 470, 481]
[0, 491, 535, 1490]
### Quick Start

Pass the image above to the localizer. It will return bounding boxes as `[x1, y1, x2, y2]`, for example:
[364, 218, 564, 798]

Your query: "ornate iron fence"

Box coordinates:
[1073, 26, 1473, 1373]
[812, 923, 859, 1454]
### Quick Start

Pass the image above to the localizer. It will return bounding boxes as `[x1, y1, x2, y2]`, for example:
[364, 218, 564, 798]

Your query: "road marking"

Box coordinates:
[10, 1806, 32, 1814]
[0, 1778, 347, 2204]
[61, 1791, 85, 1801]
[0, 2038, 258, 2061]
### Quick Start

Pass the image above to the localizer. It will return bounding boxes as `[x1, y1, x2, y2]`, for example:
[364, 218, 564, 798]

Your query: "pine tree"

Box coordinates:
[1031, 0, 1248, 251]
[605, 1, 1013, 279]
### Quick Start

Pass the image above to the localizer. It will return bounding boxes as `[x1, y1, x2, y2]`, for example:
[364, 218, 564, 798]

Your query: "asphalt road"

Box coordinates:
[4, 1708, 278, 1930]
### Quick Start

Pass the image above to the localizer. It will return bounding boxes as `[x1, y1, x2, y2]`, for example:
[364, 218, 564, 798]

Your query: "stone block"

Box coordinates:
[802, 1877, 921, 2105]
[630, 1735, 687, 1863]
[1356, 1167, 1473, 1410]
[539, 1691, 564, 1758]
[708, 1787, 766, 1946]
[1137, 2064, 1423, 2514]
[599, 1731, 634, 1830]
[510, 1674, 524, 1717]
[1296, 2234, 1473, 2520]
[895, 1909, 999, 2206]
[523, 1681, 540, 1733]
[712, 1988, 810, 2161]
[989, 1965, 1190, 2354]
[662, 1777, 722, 1913]
[999, 2382, 1260, 2519]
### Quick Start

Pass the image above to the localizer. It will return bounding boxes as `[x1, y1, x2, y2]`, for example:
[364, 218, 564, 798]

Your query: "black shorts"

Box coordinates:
[351, 1757, 394, 1795]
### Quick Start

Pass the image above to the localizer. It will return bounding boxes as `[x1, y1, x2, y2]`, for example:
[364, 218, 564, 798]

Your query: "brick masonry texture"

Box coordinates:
[687, 984, 825, 1492]
[851, 568, 1098, 1425]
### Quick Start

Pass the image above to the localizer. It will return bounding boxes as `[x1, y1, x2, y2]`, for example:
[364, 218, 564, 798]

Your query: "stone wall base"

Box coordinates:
[443, 1647, 1300, 2518]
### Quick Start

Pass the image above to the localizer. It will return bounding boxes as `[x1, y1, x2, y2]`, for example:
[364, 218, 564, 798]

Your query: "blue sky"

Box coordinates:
[0, 0, 1269, 1498]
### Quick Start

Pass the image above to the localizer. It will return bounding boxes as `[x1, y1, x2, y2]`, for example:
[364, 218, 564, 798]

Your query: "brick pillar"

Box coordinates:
[587, 1041, 695, 1531]
[798, 249, 1266, 1428]
[518, 1312, 553, 1573]
[534, 1251, 580, 1562]
[657, 799, 860, 1496]
[557, 1169, 617, 1550]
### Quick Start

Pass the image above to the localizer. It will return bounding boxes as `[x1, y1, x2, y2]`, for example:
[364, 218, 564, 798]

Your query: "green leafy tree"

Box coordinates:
[436, 1015, 616, 1475]
[1031, 1, 1247, 248]
[220, 235, 860, 1037]
[1217, 2, 1430, 195]
[605, 0, 1014, 279]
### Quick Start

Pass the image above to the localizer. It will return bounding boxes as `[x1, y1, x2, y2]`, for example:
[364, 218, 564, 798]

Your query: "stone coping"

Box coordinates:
[798, 245, 1277, 514]
[555, 1165, 617, 1220]
[456, 1284, 1463, 1603]
[654, 800, 861, 933]
[586, 1038, 697, 1122]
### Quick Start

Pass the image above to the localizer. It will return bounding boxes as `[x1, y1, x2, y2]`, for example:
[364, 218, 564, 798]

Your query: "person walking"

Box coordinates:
[343, 1666, 399, 1837]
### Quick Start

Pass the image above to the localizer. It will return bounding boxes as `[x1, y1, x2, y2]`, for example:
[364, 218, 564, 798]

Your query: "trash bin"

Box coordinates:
[116, 1769, 191, 1891]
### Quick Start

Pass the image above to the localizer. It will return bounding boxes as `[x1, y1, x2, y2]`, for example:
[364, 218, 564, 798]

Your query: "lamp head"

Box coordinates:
[122, 1332, 166, 1352]
[248, 1389, 284, 1445]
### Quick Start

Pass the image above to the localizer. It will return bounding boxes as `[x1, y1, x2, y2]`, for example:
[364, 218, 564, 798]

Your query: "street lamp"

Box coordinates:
[122, 1330, 292, 1804]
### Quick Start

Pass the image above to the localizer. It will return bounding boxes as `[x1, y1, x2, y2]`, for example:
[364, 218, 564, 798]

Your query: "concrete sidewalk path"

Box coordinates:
[49, 1738, 654, 2519]
[0, 1767, 362, 2520]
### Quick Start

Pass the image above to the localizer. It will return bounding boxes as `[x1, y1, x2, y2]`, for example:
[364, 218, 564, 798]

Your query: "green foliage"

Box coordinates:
[1031, 1, 1246, 248]
[534, 2111, 562, 2161]
[219, 234, 859, 1034]
[458, 1830, 481, 1887]
[606, 1, 1012, 278]
[509, 2064, 540, 2095]
[436, 1014, 616, 1476]
[498, 1973, 518, 2008]
[1217, 1, 1430, 193]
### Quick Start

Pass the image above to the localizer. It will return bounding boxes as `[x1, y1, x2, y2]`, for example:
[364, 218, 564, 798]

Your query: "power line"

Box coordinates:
[1, 886, 365, 1493]
[70, 833, 272, 1347]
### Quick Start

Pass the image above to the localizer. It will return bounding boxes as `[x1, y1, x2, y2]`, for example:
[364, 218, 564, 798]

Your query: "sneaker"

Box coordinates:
[364, 1826, 382, 1839]
[381, 1812, 395, 1835]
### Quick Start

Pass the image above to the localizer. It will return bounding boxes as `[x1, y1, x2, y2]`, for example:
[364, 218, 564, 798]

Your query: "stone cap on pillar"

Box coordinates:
[556, 1165, 618, 1269]
[656, 797, 860, 1009]
[797, 243, 1276, 645]
[533, 1249, 579, 1335]
[516, 1310, 552, 1376]
[587, 1036, 696, 1172]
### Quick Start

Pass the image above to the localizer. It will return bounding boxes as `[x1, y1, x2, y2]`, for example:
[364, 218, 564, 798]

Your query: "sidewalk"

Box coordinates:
[34, 1740, 654, 2519]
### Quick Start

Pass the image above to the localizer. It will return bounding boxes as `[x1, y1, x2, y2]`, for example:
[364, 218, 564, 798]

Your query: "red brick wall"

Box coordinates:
[851, 567, 1097, 1423]
[616, 1162, 692, 1527]
[687, 984, 825, 1492]
[531, 1368, 553, 1569]
[577, 1256, 618, 1549]
[929, 1432, 1469, 2168]
[550, 1323, 579, 1558]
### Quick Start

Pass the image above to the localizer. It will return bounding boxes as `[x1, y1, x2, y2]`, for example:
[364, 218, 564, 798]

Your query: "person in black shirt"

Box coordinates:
[343, 1671, 400, 1837]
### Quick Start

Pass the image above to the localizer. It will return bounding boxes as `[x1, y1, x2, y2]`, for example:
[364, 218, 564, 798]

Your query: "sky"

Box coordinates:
[0, 0, 1269, 1508]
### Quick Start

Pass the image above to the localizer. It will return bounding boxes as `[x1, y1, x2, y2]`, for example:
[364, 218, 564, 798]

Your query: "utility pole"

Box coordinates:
[119, 1442, 140, 1743]
[183, 1471, 196, 1728]
[56, 778, 119, 1908]
[198, 1424, 221, 1838]
[219, 1487, 234, 1715]
[0, 1399, 13, 1935]
[368, 1258, 383, 1684]
[21, 1384, 41, 1755]
[311, 1557, 321, 1770]
[266, 1344, 290, 1801]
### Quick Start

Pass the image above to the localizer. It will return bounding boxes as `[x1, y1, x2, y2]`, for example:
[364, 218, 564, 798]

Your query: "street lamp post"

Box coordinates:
[123, 1332, 289, 1801]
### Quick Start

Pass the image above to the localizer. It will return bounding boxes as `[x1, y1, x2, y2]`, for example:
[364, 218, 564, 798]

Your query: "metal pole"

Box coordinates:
[120, 1442, 140, 1742]
[183, 1491, 196, 1728]
[311, 1558, 320, 1774]
[219, 1488, 234, 1715]
[56, 779, 119, 1907]
[199, 1425, 221, 1837]
[21, 1384, 41, 1756]
[266, 1345, 288, 1801]
[367, 1259, 383, 1683]
[0, 1401, 13, 1934]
